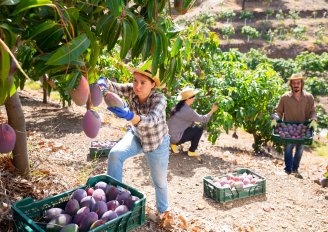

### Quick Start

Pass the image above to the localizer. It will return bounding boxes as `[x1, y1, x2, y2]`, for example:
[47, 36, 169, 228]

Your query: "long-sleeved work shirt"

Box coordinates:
[105, 81, 168, 153]
[274, 91, 317, 122]
[168, 104, 211, 144]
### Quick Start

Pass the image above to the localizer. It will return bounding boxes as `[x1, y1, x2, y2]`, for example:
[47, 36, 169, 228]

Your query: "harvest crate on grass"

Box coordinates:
[89, 140, 119, 158]
[203, 168, 266, 203]
[271, 120, 313, 145]
[12, 175, 146, 232]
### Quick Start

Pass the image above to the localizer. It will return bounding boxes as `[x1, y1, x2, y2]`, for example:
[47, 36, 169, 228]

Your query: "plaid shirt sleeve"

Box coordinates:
[104, 79, 134, 99]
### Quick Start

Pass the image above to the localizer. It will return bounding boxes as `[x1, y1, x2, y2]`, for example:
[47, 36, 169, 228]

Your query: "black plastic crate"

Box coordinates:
[12, 175, 146, 232]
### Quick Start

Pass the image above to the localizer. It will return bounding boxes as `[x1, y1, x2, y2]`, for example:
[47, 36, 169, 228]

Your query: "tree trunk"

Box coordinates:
[252, 133, 261, 153]
[242, 0, 246, 10]
[5, 92, 30, 178]
[43, 75, 48, 104]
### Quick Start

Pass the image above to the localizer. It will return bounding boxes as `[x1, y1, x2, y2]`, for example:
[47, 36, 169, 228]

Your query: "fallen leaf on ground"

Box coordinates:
[178, 214, 189, 229]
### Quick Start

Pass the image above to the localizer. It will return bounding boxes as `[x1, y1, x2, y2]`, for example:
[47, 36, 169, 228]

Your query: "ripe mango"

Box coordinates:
[70, 75, 90, 106]
[72, 206, 90, 225]
[101, 210, 118, 222]
[79, 211, 98, 232]
[0, 123, 16, 153]
[64, 199, 79, 216]
[104, 92, 124, 108]
[46, 214, 72, 232]
[70, 189, 87, 203]
[82, 110, 101, 138]
[60, 223, 79, 232]
[89, 219, 106, 230]
[44, 208, 65, 222]
[90, 83, 103, 107]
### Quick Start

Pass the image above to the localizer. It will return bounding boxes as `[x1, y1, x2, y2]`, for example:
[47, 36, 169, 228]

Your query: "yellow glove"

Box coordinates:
[270, 119, 277, 128]
[309, 120, 317, 131]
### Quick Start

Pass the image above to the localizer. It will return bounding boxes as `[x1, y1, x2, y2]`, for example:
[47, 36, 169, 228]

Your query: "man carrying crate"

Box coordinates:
[271, 73, 317, 178]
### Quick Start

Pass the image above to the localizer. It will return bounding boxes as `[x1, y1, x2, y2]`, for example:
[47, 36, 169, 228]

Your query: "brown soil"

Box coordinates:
[1, 1, 328, 232]
[0, 86, 327, 232]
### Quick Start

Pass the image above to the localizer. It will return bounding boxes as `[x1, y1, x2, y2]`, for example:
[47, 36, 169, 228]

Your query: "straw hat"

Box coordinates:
[287, 73, 306, 81]
[125, 63, 161, 87]
[177, 87, 200, 101]
[133, 68, 161, 87]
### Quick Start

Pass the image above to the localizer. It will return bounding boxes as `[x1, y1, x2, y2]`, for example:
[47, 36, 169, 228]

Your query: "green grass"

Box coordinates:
[25, 80, 62, 102]
[315, 145, 328, 159]
[50, 91, 61, 101]
[311, 140, 328, 159]
[25, 80, 42, 90]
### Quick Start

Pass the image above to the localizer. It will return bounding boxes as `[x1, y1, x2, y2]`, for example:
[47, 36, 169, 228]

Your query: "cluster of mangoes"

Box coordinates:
[274, 122, 312, 139]
[74, 77, 124, 139]
[44, 181, 139, 231]
[209, 172, 260, 190]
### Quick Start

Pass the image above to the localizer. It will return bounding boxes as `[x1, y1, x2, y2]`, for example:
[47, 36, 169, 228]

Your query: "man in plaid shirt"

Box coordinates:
[97, 66, 170, 215]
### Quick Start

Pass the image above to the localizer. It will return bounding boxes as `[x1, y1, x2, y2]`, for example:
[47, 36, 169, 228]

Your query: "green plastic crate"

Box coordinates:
[12, 175, 146, 232]
[89, 140, 118, 158]
[203, 168, 266, 203]
[271, 120, 313, 145]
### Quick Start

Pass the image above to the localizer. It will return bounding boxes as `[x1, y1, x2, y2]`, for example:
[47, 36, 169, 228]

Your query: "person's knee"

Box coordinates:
[108, 150, 121, 162]
[152, 175, 167, 189]
[154, 180, 167, 190]
[196, 126, 204, 135]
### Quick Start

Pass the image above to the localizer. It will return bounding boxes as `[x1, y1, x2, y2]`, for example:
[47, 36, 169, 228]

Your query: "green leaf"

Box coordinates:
[46, 34, 90, 66]
[65, 71, 80, 91]
[0, 48, 15, 105]
[184, 38, 191, 61]
[0, 23, 16, 48]
[27, 21, 58, 40]
[105, 0, 122, 17]
[79, 20, 99, 69]
[13, 0, 55, 15]
[171, 36, 182, 57]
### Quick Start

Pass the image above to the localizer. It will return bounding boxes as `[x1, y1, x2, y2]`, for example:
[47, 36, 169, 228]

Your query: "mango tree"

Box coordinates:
[168, 23, 285, 152]
[0, 0, 194, 177]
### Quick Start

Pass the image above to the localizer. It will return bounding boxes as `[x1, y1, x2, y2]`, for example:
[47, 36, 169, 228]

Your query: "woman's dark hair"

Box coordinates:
[170, 100, 186, 117]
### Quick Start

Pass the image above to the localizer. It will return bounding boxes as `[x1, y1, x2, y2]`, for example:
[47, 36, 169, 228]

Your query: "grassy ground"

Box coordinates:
[314, 142, 328, 159]
[25, 80, 61, 102]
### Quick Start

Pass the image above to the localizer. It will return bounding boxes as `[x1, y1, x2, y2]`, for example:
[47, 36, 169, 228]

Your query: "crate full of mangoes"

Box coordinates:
[272, 121, 313, 145]
[203, 168, 266, 203]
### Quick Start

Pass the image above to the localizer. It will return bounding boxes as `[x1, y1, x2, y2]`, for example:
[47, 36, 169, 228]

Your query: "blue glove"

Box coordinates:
[108, 105, 134, 121]
[97, 76, 107, 93]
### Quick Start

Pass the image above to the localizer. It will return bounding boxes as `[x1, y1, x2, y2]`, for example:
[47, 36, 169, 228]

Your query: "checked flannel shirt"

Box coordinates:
[105, 80, 168, 153]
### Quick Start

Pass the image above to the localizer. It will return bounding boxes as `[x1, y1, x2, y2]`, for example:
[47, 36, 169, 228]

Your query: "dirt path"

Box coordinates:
[1, 89, 327, 232]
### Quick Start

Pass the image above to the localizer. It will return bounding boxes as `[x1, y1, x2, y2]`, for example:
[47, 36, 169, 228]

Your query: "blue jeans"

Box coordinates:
[107, 130, 170, 213]
[284, 143, 304, 173]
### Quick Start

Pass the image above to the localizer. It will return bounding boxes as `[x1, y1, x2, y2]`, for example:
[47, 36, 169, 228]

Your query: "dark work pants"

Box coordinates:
[177, 125, 203, 152]
[284, 143, 304, 173]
